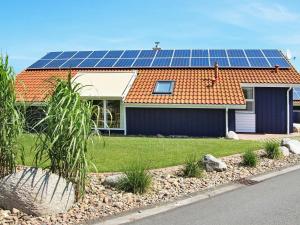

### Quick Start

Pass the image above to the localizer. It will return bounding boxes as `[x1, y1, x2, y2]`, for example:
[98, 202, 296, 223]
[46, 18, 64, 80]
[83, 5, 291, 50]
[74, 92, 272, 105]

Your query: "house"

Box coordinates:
[15, 49, 300, 137]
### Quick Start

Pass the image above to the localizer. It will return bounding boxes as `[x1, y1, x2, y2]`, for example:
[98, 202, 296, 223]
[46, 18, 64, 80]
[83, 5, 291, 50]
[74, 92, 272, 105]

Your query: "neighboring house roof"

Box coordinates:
[15, 67, 300, 105]
[294, 100, 300, 106]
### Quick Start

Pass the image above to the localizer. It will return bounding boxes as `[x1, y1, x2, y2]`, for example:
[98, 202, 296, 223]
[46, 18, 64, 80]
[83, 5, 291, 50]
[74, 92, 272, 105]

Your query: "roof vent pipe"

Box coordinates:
[153, 41, 161, 50]
[214, 62, 219, 81]
[275, 64, 280, 73]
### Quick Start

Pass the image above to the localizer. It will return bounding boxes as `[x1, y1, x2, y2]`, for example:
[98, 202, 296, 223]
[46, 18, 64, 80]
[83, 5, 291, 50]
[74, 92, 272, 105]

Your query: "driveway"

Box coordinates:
[126, 169, 300, 225]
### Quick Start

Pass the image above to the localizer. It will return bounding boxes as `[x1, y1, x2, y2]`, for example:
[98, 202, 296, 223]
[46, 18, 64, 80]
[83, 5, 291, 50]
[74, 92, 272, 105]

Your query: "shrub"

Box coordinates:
[117, 163, 152, 194]
[242, 150, 258, 167]
[183, 154, 203, 178]
[264, 141, 282, 159]
[0, 55, 23, 178]
[34, 73, 96, 199]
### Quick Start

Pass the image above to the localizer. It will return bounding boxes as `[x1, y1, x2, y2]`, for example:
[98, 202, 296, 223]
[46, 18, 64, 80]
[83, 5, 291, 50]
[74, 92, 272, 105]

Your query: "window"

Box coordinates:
[241, 87, 255, 112]
[153, 81, 174, 94]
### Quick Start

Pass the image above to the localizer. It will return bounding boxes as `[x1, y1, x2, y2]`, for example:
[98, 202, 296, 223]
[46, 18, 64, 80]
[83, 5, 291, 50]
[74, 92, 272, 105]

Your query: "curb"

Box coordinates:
[95, 164, 300, 225]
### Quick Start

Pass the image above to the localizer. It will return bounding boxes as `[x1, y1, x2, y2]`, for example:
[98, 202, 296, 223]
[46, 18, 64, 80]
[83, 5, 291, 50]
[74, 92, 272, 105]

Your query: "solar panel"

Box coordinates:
[104, 50, 124, 58]
[229, 58, 249, 67]
[56, 51, 77, 59]
[114, 58, 135, 67]
[174, 49, 190, 57]
[96, 59, 117, 67]
[262, 49, 282, 57]
[60, 59, 84, 68]
[27, 49, 291, 69]
[267, 57, 290, 68]
[152, 58, 171, 67]
[72, 51, 93, 59]
[121, 50, 140, 58]
[244, 50, 264, 57]
[227, 49, 245, 57]
[41, 52, 62, 60]
[191, 58, 209, 67]
[133, 58, 153, 67]
[44, 59, 68, 68]
[210, 57, 229, 67]
[192, 49, 208, 57]
[248, 57, 270, 67]
[28, 59, 51, 68]
[88, 51, 108, 58]
[209, 50, 226, 57]
[77, 59, 100, 68]
[156, 50, 173, 57]
[171, 58, 190, 67]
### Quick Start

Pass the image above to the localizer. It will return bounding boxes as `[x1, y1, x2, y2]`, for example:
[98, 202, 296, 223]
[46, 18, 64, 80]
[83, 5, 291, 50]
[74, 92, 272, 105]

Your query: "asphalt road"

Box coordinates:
[126, 169, 300, 225]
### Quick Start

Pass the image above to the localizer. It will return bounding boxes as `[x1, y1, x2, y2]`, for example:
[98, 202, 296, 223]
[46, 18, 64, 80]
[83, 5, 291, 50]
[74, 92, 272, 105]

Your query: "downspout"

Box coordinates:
[287, 87, 292, 134]
[225, 107, 229, 136]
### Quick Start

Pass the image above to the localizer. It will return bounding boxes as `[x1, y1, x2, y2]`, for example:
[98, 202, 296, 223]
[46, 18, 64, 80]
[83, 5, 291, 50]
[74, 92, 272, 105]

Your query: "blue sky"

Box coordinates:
[1, 0, 300, 72]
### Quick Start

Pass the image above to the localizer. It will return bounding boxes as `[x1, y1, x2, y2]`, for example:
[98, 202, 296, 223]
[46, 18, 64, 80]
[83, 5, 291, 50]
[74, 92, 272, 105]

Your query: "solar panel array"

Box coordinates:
[28, 49, 291, 69]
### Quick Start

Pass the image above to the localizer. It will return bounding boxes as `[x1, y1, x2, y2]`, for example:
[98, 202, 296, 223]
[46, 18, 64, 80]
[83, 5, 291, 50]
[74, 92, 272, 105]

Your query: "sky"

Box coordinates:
[1, 0, 300, 73]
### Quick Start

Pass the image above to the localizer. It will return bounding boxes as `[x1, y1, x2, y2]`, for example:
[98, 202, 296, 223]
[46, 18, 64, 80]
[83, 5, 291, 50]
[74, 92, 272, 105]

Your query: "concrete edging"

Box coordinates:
[95, 164, 300, 225]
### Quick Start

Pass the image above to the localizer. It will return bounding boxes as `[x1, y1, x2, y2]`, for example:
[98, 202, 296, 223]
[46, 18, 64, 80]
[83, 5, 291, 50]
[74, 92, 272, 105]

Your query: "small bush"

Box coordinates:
[242, 150, 258, 167]
[264, 141, 282, 159]
[117, 163, 152, 194]
[183, 154, 203, 178]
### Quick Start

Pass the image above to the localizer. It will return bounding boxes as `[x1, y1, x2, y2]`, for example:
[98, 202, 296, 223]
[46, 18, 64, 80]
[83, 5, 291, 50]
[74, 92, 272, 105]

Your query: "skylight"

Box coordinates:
[153, 81, 174, 94]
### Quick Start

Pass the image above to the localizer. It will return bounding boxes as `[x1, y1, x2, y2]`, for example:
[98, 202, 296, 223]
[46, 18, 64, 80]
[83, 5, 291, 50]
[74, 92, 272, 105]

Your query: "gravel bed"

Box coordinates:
[1, 151, 300, 225]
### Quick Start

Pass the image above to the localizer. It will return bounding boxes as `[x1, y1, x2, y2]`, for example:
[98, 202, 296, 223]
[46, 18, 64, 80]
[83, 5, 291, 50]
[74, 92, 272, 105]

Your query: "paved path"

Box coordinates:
[126, 169, 300, 225]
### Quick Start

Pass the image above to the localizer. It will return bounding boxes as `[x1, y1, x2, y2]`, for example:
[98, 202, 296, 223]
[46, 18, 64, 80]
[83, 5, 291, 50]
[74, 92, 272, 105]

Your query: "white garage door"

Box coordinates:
[235, 113, 256, 133]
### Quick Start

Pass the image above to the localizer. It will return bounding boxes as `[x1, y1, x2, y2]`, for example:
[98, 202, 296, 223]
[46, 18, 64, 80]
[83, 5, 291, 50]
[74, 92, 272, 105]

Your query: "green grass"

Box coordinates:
[18, 134, 262, 172]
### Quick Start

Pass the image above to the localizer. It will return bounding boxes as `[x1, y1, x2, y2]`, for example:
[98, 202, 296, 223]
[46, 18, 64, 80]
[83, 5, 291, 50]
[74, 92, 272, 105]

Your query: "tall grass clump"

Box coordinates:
[242, 150, 258, 167]
[183, 154, 203, 178]
[264, 141, 282, 159]
[34, 73, 96, 199]
[117, 163, 152, 194]
[0, 55, 23, 178]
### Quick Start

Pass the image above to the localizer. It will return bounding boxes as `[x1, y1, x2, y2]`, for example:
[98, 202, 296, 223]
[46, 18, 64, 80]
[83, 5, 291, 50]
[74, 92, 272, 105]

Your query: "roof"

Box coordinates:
[15, 67, 300, 105]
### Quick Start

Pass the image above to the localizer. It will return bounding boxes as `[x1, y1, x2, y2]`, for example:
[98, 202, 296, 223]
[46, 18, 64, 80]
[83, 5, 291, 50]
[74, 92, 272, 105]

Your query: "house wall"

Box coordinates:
[126, 108, 226, 137]
[255, 87, 293, 133]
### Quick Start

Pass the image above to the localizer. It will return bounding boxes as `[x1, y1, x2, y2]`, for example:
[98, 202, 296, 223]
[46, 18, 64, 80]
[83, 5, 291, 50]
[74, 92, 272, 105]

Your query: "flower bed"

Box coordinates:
[1, 151, 300, 225]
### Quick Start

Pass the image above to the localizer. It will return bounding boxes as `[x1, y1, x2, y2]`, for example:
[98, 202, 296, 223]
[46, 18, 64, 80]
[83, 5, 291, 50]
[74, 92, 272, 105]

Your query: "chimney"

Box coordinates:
[214, 62, 219, 81]
[152, 41, 161, 50]
[275, 64, 279, 73]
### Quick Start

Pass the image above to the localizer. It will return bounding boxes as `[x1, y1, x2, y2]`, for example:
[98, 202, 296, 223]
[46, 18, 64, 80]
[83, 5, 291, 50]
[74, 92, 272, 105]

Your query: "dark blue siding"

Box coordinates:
[228, 109, 235, 132]
[126, 108, 226, 137]
[255, 87, 292, 133]
[293, 111, 300, 123]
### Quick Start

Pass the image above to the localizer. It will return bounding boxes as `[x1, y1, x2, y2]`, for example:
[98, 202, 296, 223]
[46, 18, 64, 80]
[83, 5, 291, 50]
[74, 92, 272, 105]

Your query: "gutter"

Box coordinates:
[287, 87, 292, 134]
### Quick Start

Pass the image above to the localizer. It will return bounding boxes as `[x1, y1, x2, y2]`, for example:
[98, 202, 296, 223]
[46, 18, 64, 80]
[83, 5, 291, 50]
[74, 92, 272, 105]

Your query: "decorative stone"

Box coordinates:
[279, 146, 290, 156]
[0, 168, 75, 216]
[293, 123, 300, 133]
[226, 131, 239, 140]
[281, 139, 300, 154]
[104, 174, 126, 187]
[202, 154, 227, 172]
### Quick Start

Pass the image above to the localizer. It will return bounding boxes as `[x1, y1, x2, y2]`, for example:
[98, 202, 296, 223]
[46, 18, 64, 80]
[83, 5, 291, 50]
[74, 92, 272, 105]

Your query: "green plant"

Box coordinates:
[117, 163, 152, 194]
[34, 73, 97, 199]
[242, 150, 258, 167]
[264, 141, 282, 159]
[0, 55, 23, 178]
[183, 154, 203, 178]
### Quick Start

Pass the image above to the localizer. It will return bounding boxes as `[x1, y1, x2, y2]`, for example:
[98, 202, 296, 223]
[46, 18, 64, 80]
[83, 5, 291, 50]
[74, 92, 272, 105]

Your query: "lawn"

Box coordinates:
[19, 134, 262, 172]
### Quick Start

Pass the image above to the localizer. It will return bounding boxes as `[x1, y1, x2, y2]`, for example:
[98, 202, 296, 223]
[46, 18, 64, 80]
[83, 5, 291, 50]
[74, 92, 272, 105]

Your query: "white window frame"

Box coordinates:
[237, 87, 255, 113]
[153, 80, 175, 94]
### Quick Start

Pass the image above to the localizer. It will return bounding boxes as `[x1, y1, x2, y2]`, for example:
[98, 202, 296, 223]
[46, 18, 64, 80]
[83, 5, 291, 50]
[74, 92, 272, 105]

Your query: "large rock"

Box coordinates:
[281, 138, 300, 154]
[104, 174, 126, 187]
[279, 146, 290, 156]
[202, 154, 227, 172]
[226, 131, 239, 140]
[0, 168, 75, 216]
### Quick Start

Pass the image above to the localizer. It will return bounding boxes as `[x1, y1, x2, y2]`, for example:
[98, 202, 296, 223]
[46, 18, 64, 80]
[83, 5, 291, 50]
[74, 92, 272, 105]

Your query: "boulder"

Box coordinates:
[281, 138, 300, 154]
[202, 154, 227, 172]
[226, 131, 239, 140]
[0, 168, 75, 216]
[293, 123, 300, 133]
[279, 146, 290, 156]
[104, 174, 126, 187]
